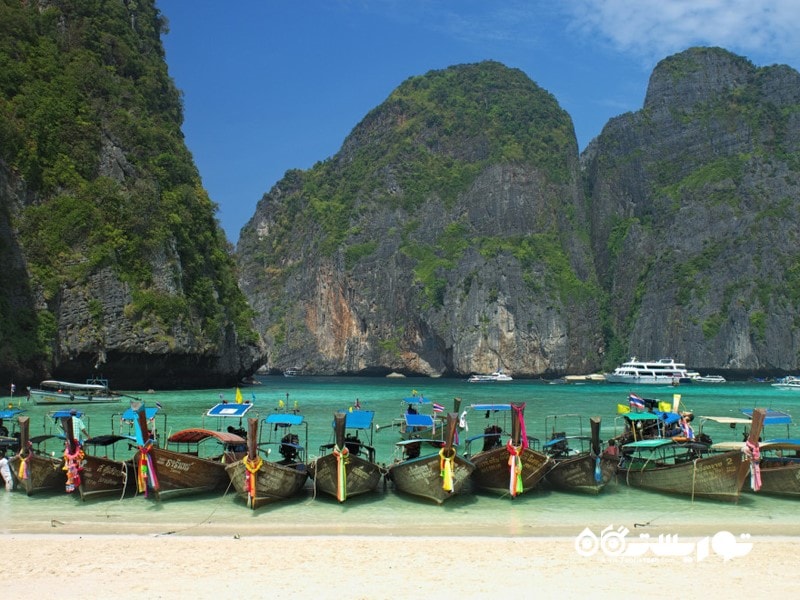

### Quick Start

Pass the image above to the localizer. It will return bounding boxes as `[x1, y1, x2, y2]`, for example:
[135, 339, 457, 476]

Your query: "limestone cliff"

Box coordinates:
[237, 62, 603, 377]
[0, 0, 264, 389]
[583, 47, 800, 374]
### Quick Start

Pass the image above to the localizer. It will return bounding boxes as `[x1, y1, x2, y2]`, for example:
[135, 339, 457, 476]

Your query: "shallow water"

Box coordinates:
[2, 377, 799, 538]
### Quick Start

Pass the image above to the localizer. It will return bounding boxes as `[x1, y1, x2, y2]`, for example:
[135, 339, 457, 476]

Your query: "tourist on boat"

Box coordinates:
[63, 409, 89, 443]
[0, 450, 12, 491]
[603, 439, 619, 457]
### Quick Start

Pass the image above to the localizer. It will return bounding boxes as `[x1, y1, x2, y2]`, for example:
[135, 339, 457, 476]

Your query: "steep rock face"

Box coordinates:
[583, 47, 800, 373]
[0, 0, 264, 389]
[238, 62, 603, 377]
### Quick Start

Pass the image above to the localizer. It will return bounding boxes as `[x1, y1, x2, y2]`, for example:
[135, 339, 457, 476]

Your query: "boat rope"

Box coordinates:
[439, 447, 456, 493]
[333, 444, 349, 502]
[243, 455, 264, 505]
[742, 440, 762, 492]
[506, 439, 524, 497]
[691, 458, 698, 502]
[62, 440, 84, 493]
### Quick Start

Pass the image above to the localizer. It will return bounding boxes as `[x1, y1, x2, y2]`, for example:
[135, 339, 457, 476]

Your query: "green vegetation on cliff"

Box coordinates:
[0, 0, 258, 374]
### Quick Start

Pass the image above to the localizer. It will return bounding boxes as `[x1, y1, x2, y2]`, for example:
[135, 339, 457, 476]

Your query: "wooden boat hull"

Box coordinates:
[470, 447, 551, 496]
[8, 454, 65, 495]
[387, 453, 475, 504]
[620, 450, 746, 502]
[546, 453, 618, 494]
[226, 460, 308, 509]
[135, 447, 232, 500]
[743, 461, 800, 497]
[308, 453, 383, 500]
[79, 455, 137, 501]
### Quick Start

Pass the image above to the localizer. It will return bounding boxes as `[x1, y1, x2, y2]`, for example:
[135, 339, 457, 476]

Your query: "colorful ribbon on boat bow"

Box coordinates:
[743, 439, 761, 492]
[136, 443, 159, 497]
[333, 444, 349, 502]
[63, 440, 84, 493]
[506, 440, 524, 497]
[243, 455, 263, 504]
[439, 447, 456, 492]
[17, 441, 32, 480]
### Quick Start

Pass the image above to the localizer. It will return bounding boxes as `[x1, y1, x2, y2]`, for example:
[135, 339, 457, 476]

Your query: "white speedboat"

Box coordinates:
[28, 378, 120, 405]
[605, 358, 693, 385]
[694, 374, 727, 383]
[467, 369, 513, 383]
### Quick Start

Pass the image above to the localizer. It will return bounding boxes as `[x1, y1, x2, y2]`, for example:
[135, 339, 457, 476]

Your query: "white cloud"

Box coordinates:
[564, 0, 800, 66]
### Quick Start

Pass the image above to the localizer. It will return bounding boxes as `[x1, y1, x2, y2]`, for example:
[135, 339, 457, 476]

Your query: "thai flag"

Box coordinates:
[628, 393, 645, 410]
[432, 402, 445, 413]
[10, 383, 15, 394]
[155, 401, 163, 409]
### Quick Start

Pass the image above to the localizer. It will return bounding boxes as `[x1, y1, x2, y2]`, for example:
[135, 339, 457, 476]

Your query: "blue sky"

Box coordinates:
[155, 1, 800, 244]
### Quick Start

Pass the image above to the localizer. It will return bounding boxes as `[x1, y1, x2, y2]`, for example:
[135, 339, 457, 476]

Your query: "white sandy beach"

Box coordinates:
[4, 531, 798, 599]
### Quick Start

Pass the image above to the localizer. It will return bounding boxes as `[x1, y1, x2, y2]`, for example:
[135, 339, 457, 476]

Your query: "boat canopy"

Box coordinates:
[624, 412, 661, 421]
[711, 441, 746, 451]
[264, 413, 304, 426]
[206, 402, 254, 418]
[625, 438, 674, 449]
[469, 403, 512, 412]
[543, 435, 590, 448]
[0, 408, 24, 419]
[700, 415, 751, 425]
[759, 439, 800, 449]
[403, 396, 430, 404]
[48, 409, 85, 419]
[84, 434, 136, 446]
[121, 406, 159, 421]
[405, 414, 434, 428]
[741, 408, 792, 425]
[342, 410, 375, 430]
[167, 428, 245, 444]
[39, 380, 108, 392]
[396, 438, 441, 446]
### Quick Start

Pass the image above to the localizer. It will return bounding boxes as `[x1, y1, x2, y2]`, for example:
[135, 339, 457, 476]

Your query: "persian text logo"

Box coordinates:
[575, 525, 753, 562]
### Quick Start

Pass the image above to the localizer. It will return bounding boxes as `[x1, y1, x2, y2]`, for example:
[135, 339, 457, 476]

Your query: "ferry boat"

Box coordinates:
[467, 369, 513, 383]
[605, 358, 693, 385]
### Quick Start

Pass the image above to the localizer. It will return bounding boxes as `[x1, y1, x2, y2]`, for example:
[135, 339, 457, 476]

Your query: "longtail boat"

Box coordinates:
[387, 412, 475, 504]
[7, 416, 65, 495]
[543, 415, 618, 494]
[74, 406, 164, 501]
[132, 402, 245, 500]
[464, 403, 551, 497]
[226, 414, 309, 509]
[618, 408, 765, 502]
[308, 411, 383, 502]
[705, 409, 800, 497]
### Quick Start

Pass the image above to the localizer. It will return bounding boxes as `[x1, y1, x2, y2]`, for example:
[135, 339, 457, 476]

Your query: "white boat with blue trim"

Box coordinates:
[605, 358, 693, 385]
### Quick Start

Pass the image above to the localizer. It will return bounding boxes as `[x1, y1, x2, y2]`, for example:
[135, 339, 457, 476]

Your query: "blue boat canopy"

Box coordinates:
[405, 414, 434, 427]
[741, 408, 793, 425]
[625, 438, 674, 448]
[207, 403, 253, 418]
[343, 410, 375, 430]
[403, 396, 430, 404]
[264, 413, 304, 426]
[0, 408, 24, 419]
[49, 409, 85, 419]
[121, 406, 159, 421]
[469, 403, 512, 412]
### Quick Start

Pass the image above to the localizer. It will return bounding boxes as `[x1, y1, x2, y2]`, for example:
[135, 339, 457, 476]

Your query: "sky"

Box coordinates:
[155, 1, 800, 245]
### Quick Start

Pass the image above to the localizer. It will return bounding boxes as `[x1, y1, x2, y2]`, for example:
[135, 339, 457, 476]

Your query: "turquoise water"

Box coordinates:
[2, 377, 800, 538]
